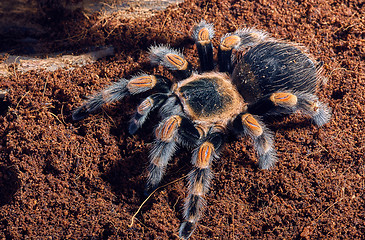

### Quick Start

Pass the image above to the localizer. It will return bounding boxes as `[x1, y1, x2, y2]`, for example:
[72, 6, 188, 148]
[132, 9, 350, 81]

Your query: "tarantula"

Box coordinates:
[72, 21, 331, 239]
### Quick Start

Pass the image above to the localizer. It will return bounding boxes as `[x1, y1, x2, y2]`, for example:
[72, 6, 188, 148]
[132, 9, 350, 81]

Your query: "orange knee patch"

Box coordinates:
[137, 98, 153, 115]
[220, 35, 240, 51]
[270, 92, 297, 107]
[166, 54, 188, 70]
[197, 28, 211, 45]
[242, 114, 263, 136]
[127, 75, 156, 92]
[155, 116, 182, 142]
[196, 142, 214, 169]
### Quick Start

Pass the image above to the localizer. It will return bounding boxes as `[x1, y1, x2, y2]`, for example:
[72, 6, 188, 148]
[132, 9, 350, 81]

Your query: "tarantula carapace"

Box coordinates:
[72, 21, 331, 239]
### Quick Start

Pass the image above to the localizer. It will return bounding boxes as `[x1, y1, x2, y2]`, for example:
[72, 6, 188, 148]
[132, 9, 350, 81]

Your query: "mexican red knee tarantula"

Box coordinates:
[73, 21, 331, 239]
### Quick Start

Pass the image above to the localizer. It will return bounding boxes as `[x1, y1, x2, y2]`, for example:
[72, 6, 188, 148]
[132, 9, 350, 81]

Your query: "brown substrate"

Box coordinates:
[0, 0, 364, 239]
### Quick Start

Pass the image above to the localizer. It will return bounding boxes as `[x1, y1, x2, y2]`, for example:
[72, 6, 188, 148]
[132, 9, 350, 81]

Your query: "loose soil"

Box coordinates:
[0, 0, 364, 239]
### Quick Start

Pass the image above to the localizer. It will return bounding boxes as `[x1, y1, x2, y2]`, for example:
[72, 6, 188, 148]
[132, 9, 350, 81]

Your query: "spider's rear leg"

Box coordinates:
[179, 132, 223, 240]
[218, 28, 269, 73]
[149, 45, 192, 79]
[72, 74, 171, 121]
[146, 115, 200, 195]
[247, 92, 331, 127]
[233, 113, 277, 169]
[192, 20, 215, 72]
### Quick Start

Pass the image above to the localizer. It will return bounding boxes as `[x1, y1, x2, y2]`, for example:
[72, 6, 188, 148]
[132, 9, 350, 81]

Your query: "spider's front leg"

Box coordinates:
[247, 92, 331, 127]
[179, 132, 223, 240]
[146, 115, 200, 194]
[233, 113, 277, 169]
[72, 74, 171, 121]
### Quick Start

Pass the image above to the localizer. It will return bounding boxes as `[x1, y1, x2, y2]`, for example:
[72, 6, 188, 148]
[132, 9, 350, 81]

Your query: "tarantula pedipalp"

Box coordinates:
[72, 21, 331, 239]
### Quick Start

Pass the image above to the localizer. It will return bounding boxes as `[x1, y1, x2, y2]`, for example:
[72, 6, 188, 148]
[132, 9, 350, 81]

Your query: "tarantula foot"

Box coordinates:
[72, 106, 89, 121]
[143, 184, 158, 197]
[298, 96, 332, 127]
[312, 102, 331, 127]
[179, 221, 197, 240]
[258, 147, 277, 170]
[128, 119, 139, 135]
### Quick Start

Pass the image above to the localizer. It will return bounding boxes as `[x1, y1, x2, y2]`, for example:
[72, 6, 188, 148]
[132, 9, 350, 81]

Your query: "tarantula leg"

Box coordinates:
[192, 20, 215, 72]
[297, 93, 331, 127]
[149, 45, 192, 79]
[146, 115, 182, 193]
[247, 92, 331, 127]
[233, 113, 277, 169]
[179, 132, 223, 240]
[146, 115, 201, 195]
[145, 115, 182, 194]
[129, 93, 168, 134]
[72, 74, 171, 121]
[247, 92, 299, 116]
[218, 28, 268, 73]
